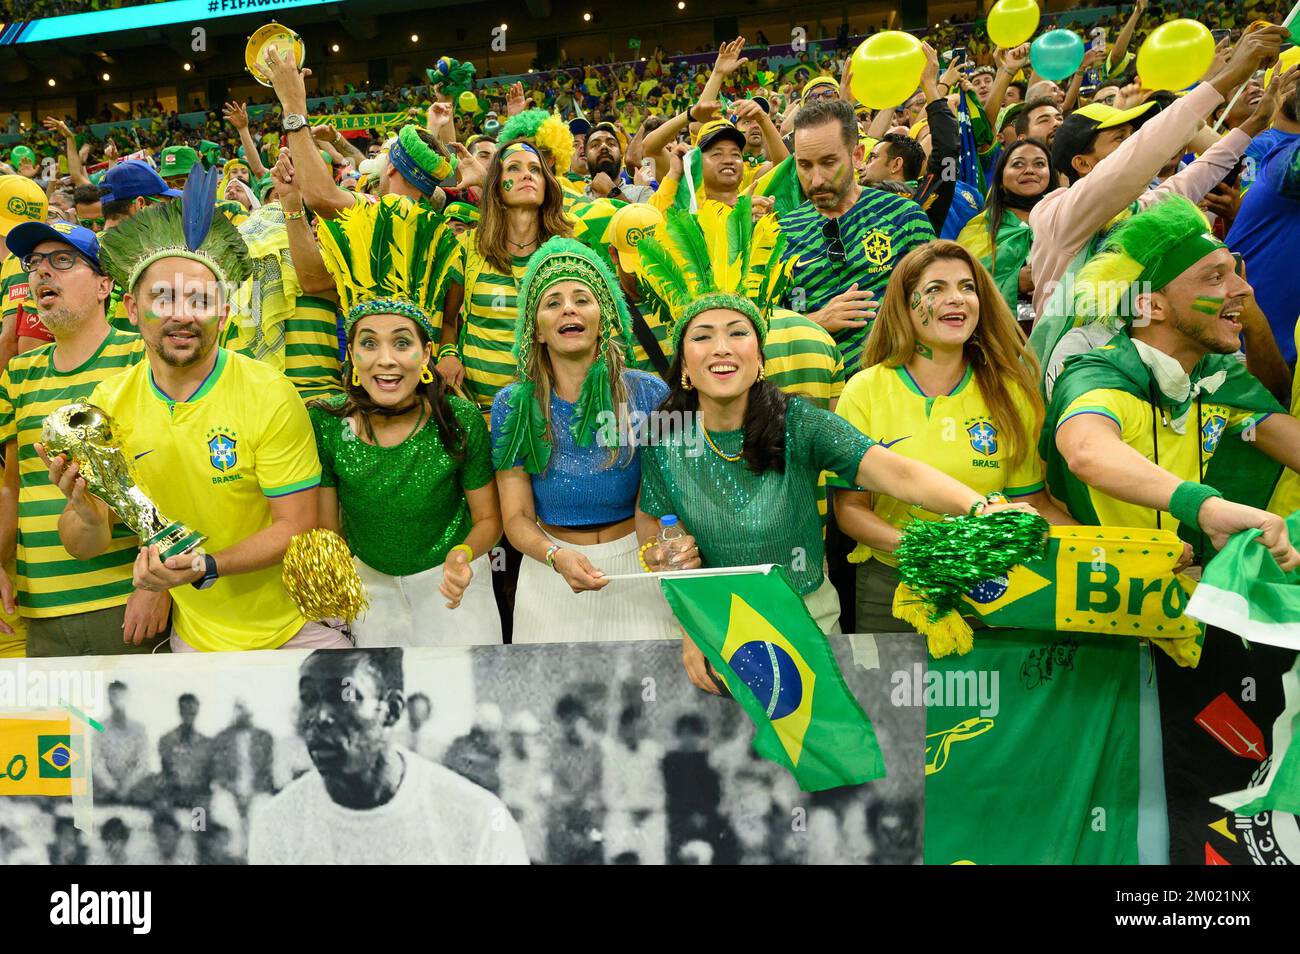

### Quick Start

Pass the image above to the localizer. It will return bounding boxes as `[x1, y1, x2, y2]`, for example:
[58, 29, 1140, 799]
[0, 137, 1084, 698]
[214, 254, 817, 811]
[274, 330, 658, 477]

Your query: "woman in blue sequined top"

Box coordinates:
[490, 237, 678, 642]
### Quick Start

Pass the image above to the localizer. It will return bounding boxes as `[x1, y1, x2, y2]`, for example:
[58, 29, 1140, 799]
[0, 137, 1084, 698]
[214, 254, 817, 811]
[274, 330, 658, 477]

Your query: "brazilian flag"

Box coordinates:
[660, 566, 884, 791]
[38, 735, 80, 778]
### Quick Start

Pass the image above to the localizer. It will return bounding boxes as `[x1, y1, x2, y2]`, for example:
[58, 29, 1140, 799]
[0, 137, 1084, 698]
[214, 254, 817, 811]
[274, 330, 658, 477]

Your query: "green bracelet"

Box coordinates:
[1168, 481, 1223, 532]
[437, 344, 460, 360]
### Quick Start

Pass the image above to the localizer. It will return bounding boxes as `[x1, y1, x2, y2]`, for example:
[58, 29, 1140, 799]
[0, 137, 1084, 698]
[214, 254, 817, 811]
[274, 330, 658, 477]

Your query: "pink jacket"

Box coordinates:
[1029, 83, 1252, 313]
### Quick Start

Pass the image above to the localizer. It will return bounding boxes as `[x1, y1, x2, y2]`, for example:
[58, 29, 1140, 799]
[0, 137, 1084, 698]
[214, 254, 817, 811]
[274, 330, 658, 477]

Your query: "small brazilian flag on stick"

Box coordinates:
[660, 565, 885, 792]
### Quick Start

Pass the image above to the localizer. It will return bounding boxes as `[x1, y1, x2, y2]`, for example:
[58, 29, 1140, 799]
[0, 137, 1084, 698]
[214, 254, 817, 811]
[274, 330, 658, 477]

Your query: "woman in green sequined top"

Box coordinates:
[635, 296, 1034, 694]
[309, 297, 504, 647]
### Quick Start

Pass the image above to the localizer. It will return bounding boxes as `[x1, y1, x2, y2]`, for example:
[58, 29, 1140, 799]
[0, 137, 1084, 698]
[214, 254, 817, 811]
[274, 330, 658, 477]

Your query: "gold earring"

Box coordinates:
[420, 365, 434, 383]
[681, 370, 693, 390]
[757, 364, 766, 382]
[351, 366, 360, 386]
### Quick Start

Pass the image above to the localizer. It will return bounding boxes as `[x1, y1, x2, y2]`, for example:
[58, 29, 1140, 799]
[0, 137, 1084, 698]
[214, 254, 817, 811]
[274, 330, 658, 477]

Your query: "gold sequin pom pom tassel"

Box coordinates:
[282, 529, 369, 623]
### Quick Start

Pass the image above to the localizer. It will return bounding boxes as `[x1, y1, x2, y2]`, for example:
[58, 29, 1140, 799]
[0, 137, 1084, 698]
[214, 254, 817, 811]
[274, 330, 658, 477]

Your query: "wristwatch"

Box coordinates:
[191, 554, 219, 590]
[281, 113, 309, 133]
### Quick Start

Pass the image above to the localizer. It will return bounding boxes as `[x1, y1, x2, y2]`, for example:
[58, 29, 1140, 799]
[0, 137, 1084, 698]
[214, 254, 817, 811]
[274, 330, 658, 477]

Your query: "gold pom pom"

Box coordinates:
[282, 529, 369, 623]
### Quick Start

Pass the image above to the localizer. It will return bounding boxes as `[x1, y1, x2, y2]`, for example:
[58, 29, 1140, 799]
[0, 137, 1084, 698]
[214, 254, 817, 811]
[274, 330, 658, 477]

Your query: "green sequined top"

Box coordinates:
[309, 394, 494, 578]
[639, 397, 874, 595]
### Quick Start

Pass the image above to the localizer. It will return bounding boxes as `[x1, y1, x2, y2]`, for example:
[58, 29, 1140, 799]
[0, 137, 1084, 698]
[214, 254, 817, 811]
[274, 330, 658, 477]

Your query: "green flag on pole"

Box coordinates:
[659, 565, 885, 792]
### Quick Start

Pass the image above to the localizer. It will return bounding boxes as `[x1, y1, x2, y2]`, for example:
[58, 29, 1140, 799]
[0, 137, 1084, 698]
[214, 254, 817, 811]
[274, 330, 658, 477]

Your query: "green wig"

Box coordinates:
[492, 236, 634, 475]
[1073, 195, 1225, 327]
[498, 109, 575, 176]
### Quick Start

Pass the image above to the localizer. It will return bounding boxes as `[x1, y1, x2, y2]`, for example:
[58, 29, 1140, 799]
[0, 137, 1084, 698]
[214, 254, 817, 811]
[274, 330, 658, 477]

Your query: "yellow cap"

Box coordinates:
[1264, 46, 1300, 89]
[0, 175, 48, 238]
[608, 202, 665, 272]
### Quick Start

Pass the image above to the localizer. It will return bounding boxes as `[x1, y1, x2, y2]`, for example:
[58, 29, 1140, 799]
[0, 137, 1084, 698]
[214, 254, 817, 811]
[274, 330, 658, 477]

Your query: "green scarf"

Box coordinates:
[1042, 332, 1284, 550]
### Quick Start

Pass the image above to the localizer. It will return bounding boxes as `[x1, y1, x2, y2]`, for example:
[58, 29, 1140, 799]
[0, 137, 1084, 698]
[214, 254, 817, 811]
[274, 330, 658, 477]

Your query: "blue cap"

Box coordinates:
[660, 514, 678, 526]
[100, 159, 182, 203]
[569, 117, 592, 136]
[5, 220, 101, 272]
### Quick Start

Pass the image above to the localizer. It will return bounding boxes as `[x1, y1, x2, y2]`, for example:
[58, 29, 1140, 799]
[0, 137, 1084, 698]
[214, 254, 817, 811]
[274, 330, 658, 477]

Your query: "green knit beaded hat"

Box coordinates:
[492, 236, 634, 474]
[634, 196, 790, 354]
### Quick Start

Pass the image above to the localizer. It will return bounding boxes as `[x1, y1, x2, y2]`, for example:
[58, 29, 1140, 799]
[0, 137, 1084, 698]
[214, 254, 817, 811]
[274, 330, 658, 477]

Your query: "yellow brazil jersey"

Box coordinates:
[1058, 389, 1263, 535]
[89, 348, 321, 651]
[1, 253, 29, 333]
[284, 294, 343, 402]
[0, 327, 144, 618]
[835, 363, 1046, 565]
[448, 231, 528, 412]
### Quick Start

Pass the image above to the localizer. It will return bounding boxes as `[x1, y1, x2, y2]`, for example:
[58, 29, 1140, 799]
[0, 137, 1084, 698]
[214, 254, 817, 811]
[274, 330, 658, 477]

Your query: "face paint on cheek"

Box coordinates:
[502, 179, 514, 192]
[909, 291, 922, 311]
[1190, 295, 1225, 316]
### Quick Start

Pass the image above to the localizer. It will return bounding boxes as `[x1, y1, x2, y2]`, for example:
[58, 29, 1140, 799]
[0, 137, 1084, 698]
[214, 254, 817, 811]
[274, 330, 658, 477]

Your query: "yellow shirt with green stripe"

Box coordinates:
[0, 327, 144, 619]
[1057, 388, 1263, 535]
[89, 348, 321, 652]
[835, 363, 1046, 565]
[448, 231, 528, 412]
[764, 309, 844, 411]
[284, 295, 343, 402]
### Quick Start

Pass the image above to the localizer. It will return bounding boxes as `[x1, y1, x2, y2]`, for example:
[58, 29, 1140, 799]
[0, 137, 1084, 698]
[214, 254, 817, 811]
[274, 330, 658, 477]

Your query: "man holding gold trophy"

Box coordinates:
[0, 220, 166, 656]
[39, 168, 347, 653]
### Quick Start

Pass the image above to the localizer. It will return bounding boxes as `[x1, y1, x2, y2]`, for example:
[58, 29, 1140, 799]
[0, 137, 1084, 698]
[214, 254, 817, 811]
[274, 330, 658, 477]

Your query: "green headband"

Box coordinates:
[1138, 229, 1228, 293]
[672, 293, 766, 354]
[345, 296, 437, 340]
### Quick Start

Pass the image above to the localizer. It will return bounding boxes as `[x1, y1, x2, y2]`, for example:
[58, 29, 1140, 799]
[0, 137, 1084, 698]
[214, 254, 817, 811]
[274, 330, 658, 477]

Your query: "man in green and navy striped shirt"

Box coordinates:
[780, 100, 936, 376]
[0, 222, 166, 656]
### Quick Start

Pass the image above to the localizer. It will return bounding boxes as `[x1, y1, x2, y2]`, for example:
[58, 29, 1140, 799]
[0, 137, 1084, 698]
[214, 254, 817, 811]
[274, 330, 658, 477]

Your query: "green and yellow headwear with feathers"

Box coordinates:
[315, 192, 460, 341]
[99, 166, 252, 296]
[634, 196, 791, 353]
[491, 236, 635, 475]
[1072, 195, 1228, 328]
[498, 109, 575, 176]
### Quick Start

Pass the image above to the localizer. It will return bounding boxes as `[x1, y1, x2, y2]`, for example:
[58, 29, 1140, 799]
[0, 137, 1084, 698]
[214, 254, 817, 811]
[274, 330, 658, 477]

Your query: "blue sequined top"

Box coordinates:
[491, 370, 669, 527]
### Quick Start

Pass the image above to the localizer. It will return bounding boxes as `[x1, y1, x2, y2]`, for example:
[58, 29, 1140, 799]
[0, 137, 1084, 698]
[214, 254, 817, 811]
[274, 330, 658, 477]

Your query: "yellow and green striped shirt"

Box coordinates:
[0, 326, 144, 618]
[764, 309, 845, 411]
[285, 295, 343, 402]
[1, 253, 29, 333]
[448, 232, 528, 411]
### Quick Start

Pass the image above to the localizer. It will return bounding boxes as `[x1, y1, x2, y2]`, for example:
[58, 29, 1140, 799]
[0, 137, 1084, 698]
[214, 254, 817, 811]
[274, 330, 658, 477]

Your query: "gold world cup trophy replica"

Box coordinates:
[41, 403, 205, 560]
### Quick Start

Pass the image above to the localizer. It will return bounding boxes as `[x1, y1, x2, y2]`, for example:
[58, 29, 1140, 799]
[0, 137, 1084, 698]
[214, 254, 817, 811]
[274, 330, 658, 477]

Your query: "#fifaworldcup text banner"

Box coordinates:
[0, 0, 334, 46]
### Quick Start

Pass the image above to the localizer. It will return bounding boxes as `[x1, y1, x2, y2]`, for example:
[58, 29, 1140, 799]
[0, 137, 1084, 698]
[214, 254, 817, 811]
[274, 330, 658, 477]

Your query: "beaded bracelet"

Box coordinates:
[449, 543, 474, 562]
[968, 499, 988, 516]
[437, 344, 461, 361]
[284, 209, 306, 221]
[545, 544, 561, 569]
[637, 539, 656, 573]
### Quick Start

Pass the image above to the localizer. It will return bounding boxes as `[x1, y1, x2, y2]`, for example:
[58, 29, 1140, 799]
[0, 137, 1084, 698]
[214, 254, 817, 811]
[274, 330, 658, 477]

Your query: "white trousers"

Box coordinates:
[353, 554, 502, 647]
[513, 531, 680, 643]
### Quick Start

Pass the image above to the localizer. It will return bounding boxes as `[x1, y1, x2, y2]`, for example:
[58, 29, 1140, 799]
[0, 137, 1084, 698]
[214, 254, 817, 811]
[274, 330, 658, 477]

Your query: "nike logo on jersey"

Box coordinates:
[133, 450, 154, 461]
[879, 436, 910, 449]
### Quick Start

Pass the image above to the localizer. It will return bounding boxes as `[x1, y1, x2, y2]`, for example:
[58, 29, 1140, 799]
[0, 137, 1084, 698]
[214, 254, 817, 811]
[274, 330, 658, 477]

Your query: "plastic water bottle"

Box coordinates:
[659, 514, 686, 567]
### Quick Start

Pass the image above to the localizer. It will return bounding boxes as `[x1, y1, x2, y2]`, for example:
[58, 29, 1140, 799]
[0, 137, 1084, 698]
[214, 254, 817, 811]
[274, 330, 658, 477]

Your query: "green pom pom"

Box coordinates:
[895, 510, 1049, 623]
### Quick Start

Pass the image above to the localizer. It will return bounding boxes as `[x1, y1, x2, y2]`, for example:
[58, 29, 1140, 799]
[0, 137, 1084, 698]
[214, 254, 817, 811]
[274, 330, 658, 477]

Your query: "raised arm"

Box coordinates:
[223, 102, 268, 179]
[270, 150, 336, 297]
[43, 118, 88, 187]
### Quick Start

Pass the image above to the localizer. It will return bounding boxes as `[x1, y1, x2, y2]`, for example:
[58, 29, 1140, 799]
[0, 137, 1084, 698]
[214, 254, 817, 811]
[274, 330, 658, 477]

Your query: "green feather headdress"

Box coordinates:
[99, 167, 252, 296]
[1072, 195, 1225, 327]
[492, 236, 634, 475]
[634, 196, 791, 354]
[316, 192, 460, 340]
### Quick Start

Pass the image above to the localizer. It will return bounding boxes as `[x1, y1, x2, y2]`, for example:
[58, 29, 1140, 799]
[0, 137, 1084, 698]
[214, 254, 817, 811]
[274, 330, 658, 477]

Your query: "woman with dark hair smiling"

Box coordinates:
[957, 137, 1055, 320]
[632, 204, 1031, 692]
[435, 140, 573, 413]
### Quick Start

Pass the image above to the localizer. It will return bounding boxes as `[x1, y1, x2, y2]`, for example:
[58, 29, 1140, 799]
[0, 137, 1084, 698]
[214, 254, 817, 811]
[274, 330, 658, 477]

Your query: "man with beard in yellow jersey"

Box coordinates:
[41, 176, 347, 653]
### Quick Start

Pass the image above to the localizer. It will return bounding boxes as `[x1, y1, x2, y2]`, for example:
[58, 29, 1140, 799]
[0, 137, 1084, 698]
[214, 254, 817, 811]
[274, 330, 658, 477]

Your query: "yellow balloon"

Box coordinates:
[850, 31, 927, 110]
[987, 0, 1040, 49]
[458, 90, 479, 113]
[1137, 19, 1215, 91]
